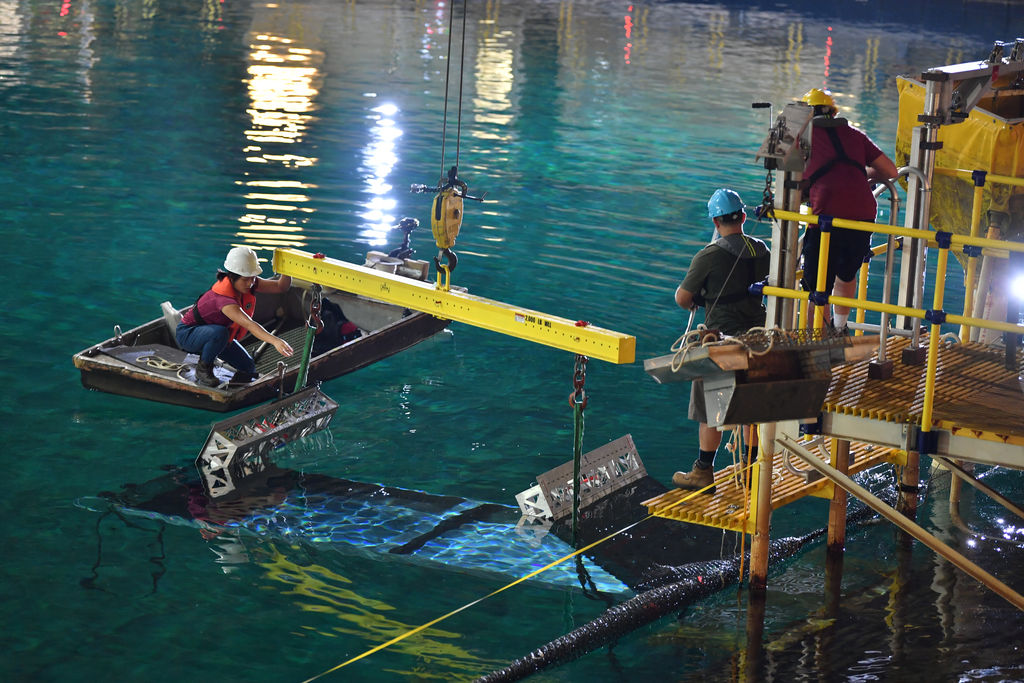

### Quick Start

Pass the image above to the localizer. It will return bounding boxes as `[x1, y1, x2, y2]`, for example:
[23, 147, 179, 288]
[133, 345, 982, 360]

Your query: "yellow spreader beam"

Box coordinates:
[273, 248, 636, 364]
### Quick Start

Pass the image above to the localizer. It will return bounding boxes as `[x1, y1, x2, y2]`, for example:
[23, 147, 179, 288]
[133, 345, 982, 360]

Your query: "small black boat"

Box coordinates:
[73, 257, 452, 412]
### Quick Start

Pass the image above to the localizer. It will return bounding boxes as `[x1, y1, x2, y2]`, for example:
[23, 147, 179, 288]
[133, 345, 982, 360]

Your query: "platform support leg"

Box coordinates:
[744, 588, 767, 681]
[749, 423, 776, 592]
[948, 458, 966, 517]
[897, 450, 921, 519]
[825, 438, 850, 614]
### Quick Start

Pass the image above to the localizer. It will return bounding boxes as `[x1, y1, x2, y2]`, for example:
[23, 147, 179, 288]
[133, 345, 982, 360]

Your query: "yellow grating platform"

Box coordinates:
[826, 336, 1024, 445]
[644, 334, 1023, 532]
[642, 442, 905, 533]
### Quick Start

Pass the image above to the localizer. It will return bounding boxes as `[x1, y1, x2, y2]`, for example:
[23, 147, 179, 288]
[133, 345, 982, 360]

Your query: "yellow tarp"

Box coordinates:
[895, 76, 1024, 252]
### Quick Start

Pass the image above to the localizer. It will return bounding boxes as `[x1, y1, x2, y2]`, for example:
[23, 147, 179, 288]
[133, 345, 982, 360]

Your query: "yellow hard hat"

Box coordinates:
[802, 88, 836, 111]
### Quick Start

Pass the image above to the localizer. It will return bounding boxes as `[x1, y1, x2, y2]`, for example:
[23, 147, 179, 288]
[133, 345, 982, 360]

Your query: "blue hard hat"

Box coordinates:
[707, 188, 745, 218]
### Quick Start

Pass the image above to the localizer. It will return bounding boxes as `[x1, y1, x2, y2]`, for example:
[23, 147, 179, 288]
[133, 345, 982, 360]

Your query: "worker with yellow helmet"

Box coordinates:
[799, 88, 899, 329]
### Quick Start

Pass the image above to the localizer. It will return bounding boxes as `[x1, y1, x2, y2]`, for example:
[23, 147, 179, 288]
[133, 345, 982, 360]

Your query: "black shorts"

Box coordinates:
[800, 227, 871, 294]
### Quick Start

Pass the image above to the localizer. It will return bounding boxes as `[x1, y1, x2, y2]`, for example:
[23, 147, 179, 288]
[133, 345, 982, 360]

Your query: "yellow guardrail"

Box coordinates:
[931, 166, 1024, 340]
[770, 208, 1024, 253]
[933, 167, 1024, 188]
[769, 198, 1024, 440]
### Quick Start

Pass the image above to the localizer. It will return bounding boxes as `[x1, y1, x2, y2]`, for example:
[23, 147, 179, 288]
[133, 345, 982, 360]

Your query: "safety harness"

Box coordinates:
[802, 118, 867, 193]
[700, 235, 768, 306]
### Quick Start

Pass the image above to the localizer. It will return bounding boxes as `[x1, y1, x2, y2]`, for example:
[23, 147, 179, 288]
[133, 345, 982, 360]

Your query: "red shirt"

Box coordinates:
[804, 118, 885, 222]
[180, 277, 257, 341]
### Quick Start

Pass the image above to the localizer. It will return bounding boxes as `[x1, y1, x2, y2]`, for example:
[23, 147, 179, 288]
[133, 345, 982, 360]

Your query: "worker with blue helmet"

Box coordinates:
[706, 187, 745, 218]
[672, 188, 770, 494]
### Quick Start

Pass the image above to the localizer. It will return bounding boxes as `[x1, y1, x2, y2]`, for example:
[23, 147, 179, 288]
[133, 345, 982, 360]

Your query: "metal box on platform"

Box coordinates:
[645, 331, 873, 427]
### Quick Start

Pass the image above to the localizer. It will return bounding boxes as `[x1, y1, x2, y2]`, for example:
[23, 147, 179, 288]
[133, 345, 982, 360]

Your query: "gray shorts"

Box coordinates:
[688, 379, 707, 423]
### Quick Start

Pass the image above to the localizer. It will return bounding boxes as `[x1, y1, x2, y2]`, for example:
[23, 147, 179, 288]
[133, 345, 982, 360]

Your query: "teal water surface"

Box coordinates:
[3, 0, 1024, 681]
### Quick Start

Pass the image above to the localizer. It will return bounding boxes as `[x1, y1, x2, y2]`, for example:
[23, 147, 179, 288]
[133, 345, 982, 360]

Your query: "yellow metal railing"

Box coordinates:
[933, 168, 1024, 187]
[768, 199, 1024, 441]
[932, 168, 1024, 341]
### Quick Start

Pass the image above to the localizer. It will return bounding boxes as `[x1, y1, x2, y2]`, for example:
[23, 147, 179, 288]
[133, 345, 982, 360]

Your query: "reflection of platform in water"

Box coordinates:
[644, 334, 1024, 532]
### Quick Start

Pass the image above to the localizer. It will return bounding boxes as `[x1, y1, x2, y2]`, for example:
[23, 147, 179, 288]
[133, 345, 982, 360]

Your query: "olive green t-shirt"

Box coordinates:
[680, 233, 770, 335]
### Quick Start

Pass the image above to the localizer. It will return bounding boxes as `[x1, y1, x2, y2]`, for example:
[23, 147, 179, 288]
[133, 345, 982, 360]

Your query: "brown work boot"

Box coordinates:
[228, 369, 260, 385]
[194, 361, 220, 387]
[672, 461, 716, 494]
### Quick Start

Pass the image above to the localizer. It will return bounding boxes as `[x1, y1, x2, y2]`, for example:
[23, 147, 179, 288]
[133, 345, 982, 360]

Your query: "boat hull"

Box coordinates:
[73, 288, 452, 412]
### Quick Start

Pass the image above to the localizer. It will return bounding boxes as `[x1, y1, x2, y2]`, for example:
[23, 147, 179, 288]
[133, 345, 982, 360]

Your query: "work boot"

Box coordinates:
[194, 361, 220, 387]
[672, 461, 716, 494]
[228, 370, 260, 385]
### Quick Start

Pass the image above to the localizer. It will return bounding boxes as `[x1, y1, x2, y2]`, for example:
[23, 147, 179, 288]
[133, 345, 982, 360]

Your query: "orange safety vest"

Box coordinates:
[206, 277, 256, 341]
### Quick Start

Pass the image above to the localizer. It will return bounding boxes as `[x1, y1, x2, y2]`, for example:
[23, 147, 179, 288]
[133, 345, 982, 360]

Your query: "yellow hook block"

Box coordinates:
[431, 190, 463, 250]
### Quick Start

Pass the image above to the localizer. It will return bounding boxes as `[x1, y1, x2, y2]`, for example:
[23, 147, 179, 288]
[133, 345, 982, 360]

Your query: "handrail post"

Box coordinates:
[960, 170, 987, 340]
[906, 230, 951, 518]
[855, 259, 869, 335]
[814, 224, 832, 330]
[870, 179, 902, 377]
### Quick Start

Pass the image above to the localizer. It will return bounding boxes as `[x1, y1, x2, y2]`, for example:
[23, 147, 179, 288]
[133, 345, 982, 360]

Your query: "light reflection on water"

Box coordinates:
[237, 30, 323, 255]
[359, 102, 402, 244]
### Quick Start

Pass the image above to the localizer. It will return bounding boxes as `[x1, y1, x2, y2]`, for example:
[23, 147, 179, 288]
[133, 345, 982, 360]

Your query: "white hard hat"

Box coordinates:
[223, 246, 263, 277]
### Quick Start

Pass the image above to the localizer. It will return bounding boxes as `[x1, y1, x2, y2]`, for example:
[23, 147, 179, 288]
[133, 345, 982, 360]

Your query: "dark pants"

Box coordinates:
[176, 323, 256, 372]
[800, 226, 872, 294]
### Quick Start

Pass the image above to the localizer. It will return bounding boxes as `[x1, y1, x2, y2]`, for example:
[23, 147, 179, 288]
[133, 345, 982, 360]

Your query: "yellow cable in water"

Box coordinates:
[301, 472, 749, 681]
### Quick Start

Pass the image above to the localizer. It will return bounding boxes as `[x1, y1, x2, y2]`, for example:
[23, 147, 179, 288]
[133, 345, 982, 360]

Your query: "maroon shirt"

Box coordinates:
[804, 118, 885, 222]
[180, 277, 258, 340]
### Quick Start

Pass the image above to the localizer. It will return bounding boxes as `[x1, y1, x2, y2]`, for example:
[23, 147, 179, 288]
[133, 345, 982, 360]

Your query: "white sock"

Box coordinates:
[834, 312, 849, 328]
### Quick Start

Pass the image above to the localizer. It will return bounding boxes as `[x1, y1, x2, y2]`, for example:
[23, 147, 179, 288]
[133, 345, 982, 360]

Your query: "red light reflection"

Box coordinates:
[624, 5, 633, 64]
[823, 25, 832, 88]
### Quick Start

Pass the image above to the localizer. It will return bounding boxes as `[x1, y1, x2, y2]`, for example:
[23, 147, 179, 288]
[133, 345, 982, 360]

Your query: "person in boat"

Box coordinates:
[799, 87, 899, 330]
[176, 246, 294, 387]
[671, 188, 770, 494]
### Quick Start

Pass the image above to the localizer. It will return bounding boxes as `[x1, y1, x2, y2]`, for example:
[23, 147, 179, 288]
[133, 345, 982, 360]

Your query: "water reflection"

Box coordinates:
[472, 28, 514, 139]
[359, 103, 402, 244]
[0, 0, 26, 88]
[237, 32, 324, 253]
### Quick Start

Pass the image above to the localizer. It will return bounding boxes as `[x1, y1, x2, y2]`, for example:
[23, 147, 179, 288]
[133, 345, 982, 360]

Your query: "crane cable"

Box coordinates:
[426, 0, 473, 282]
[438, 0, 468, 180]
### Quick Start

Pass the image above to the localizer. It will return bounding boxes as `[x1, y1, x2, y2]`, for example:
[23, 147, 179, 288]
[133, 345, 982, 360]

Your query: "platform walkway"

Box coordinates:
[642, 333, 1024, 532]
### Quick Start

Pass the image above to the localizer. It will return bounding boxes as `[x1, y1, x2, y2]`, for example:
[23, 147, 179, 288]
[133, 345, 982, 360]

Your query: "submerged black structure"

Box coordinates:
[477, 487, 896, 682]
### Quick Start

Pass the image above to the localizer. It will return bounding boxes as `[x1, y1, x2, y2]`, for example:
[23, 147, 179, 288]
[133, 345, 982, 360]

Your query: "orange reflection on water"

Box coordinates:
[237, 33, 324, 252]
